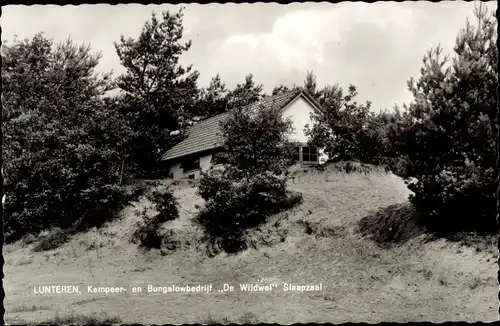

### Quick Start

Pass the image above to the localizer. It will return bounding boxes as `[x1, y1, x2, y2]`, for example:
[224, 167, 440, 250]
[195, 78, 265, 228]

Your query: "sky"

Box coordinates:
[2, 1, 497, 112]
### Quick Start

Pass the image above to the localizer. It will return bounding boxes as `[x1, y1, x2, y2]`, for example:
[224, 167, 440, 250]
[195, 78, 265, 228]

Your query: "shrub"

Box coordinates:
[132, 221, 164, 249]
[2, 34, 143, 243]
[197, 171, 293, 238]
[388, 7, 497, 234]
[147, 189, 179, 224]
[357, 202, 427, 245]
[196, 98, 298, 253]
[132, 188, 179, 249]
[306, 82, 389, 166]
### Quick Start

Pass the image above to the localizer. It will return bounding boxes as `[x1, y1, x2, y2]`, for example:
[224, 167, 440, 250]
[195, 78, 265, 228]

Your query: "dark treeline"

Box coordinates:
[2, 5, 497, 244]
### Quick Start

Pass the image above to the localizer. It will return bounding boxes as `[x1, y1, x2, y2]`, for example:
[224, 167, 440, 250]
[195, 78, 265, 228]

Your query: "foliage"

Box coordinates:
[2, 34, 142, 243]
[191, 73, 230, 119]
[226, 74, 265, 110]
[272, 85, 292, 95]
[196, 102, 300, 253]
[213, 102, 296, 176]
[305, 79, 385, 165]
[272, 84, 300, 96]
[132, 188, 179, 248]
[114, 9, 200, 177]
[387, 6, 498, 233]
[303, 70, 320, 97]
[369, 105, 408, 173]
[190, 73, 266, 121]
[147, 189, 180, 224]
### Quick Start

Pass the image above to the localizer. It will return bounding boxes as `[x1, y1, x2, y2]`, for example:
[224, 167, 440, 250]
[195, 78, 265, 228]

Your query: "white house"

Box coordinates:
[159, 89, 329, 180]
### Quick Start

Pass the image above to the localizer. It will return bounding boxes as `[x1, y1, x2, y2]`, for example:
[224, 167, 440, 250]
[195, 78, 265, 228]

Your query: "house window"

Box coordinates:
[302, 147, 318, 163]
[180, 157, 200, 172]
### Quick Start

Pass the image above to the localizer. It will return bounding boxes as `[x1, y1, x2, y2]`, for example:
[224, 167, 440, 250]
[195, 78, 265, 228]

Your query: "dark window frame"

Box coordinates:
[302, 146, 318, 163]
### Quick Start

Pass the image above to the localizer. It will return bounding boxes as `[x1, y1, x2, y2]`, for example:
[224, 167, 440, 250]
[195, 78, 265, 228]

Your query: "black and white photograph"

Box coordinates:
[2, 1, 499, 324]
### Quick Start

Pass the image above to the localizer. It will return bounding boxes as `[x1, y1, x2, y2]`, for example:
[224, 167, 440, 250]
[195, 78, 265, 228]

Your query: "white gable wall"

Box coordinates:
[281, 96, 314, 144]
[281, 95, 329, 163]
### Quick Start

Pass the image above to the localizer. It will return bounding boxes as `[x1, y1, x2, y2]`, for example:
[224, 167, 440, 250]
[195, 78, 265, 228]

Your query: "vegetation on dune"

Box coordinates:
[358, 202, 428, 246]
[3, 5, 498, 325]
[3, 4, 496, 249]
[385, 6, 498, 234]
[196, 101, 303, 255]
[36, 312, 121, 325]
[203, 312, 259, 325]
[307, 5, 498, 236]
[32, 228, 73, 252]
[2, 34, 145, 243]
[132, 187, 180, 249]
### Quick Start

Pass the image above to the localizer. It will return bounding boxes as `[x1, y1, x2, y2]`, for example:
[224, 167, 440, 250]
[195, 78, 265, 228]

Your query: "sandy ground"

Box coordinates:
[4, 167, 498, 324]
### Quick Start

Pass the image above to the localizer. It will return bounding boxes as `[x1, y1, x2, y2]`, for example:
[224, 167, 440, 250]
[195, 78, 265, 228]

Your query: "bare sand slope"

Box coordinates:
[4, 165, 498, 324]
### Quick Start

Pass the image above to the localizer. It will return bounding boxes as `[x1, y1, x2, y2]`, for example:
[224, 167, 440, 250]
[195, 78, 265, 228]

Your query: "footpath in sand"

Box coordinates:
[4, 166, 498, 324]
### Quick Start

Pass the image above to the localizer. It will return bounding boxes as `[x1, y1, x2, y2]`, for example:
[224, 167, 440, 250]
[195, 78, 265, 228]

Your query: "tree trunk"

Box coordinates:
[119, 156, 126, 185]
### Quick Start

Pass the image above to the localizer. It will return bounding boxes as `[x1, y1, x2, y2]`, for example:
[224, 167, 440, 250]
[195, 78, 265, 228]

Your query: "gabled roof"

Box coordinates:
[160, 89, 320, 162]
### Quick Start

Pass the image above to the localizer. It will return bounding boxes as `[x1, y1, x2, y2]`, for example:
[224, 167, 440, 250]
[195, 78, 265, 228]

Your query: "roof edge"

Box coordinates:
[298, 89, 324, 113]
[160, 145, 223, 162]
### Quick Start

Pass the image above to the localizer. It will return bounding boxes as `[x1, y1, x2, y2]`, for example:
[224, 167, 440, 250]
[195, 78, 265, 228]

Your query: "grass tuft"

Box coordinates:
[32, 228, 72, 252]
[202, 312, 259, 325]
[9, 304, 50, 313]
[35, 312, 121, 325]
[357, 201, 427, 245]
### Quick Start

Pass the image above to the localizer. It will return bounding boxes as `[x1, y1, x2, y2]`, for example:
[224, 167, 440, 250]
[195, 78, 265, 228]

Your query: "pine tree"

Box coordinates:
[271, 85, 292, 95]
[305, 83, 380, 164]
[192, 73, 230, 119]
[114, 9, 200, 176]
[390, 5, 498, 233]
[226, 74, 264, 109]
[303, 70, 321, 98]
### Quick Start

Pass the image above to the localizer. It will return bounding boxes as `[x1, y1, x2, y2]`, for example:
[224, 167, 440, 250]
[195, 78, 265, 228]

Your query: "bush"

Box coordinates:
[132, 188, 179, 249]
[2, 34, 143, 243]
[198, 171, 293, 236]
[357, 202, 427, 245]
[147, 189, 179, 224]
[132, 221, 164, 249]
[196, 100, 298, 254]
[306, 83, 389, 166]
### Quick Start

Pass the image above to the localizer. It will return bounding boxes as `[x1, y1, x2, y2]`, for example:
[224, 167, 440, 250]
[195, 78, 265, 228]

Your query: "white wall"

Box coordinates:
[281, 96, 315, 144]
[168, 154, 213, 180]
[199, 154, 213, 172]
[169, 162, 183, 180]
[281, 96, 329, 163]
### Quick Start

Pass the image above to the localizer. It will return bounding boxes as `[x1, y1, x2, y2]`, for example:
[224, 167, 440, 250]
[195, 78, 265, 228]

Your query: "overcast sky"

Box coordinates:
[2, 2, 497, 111]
